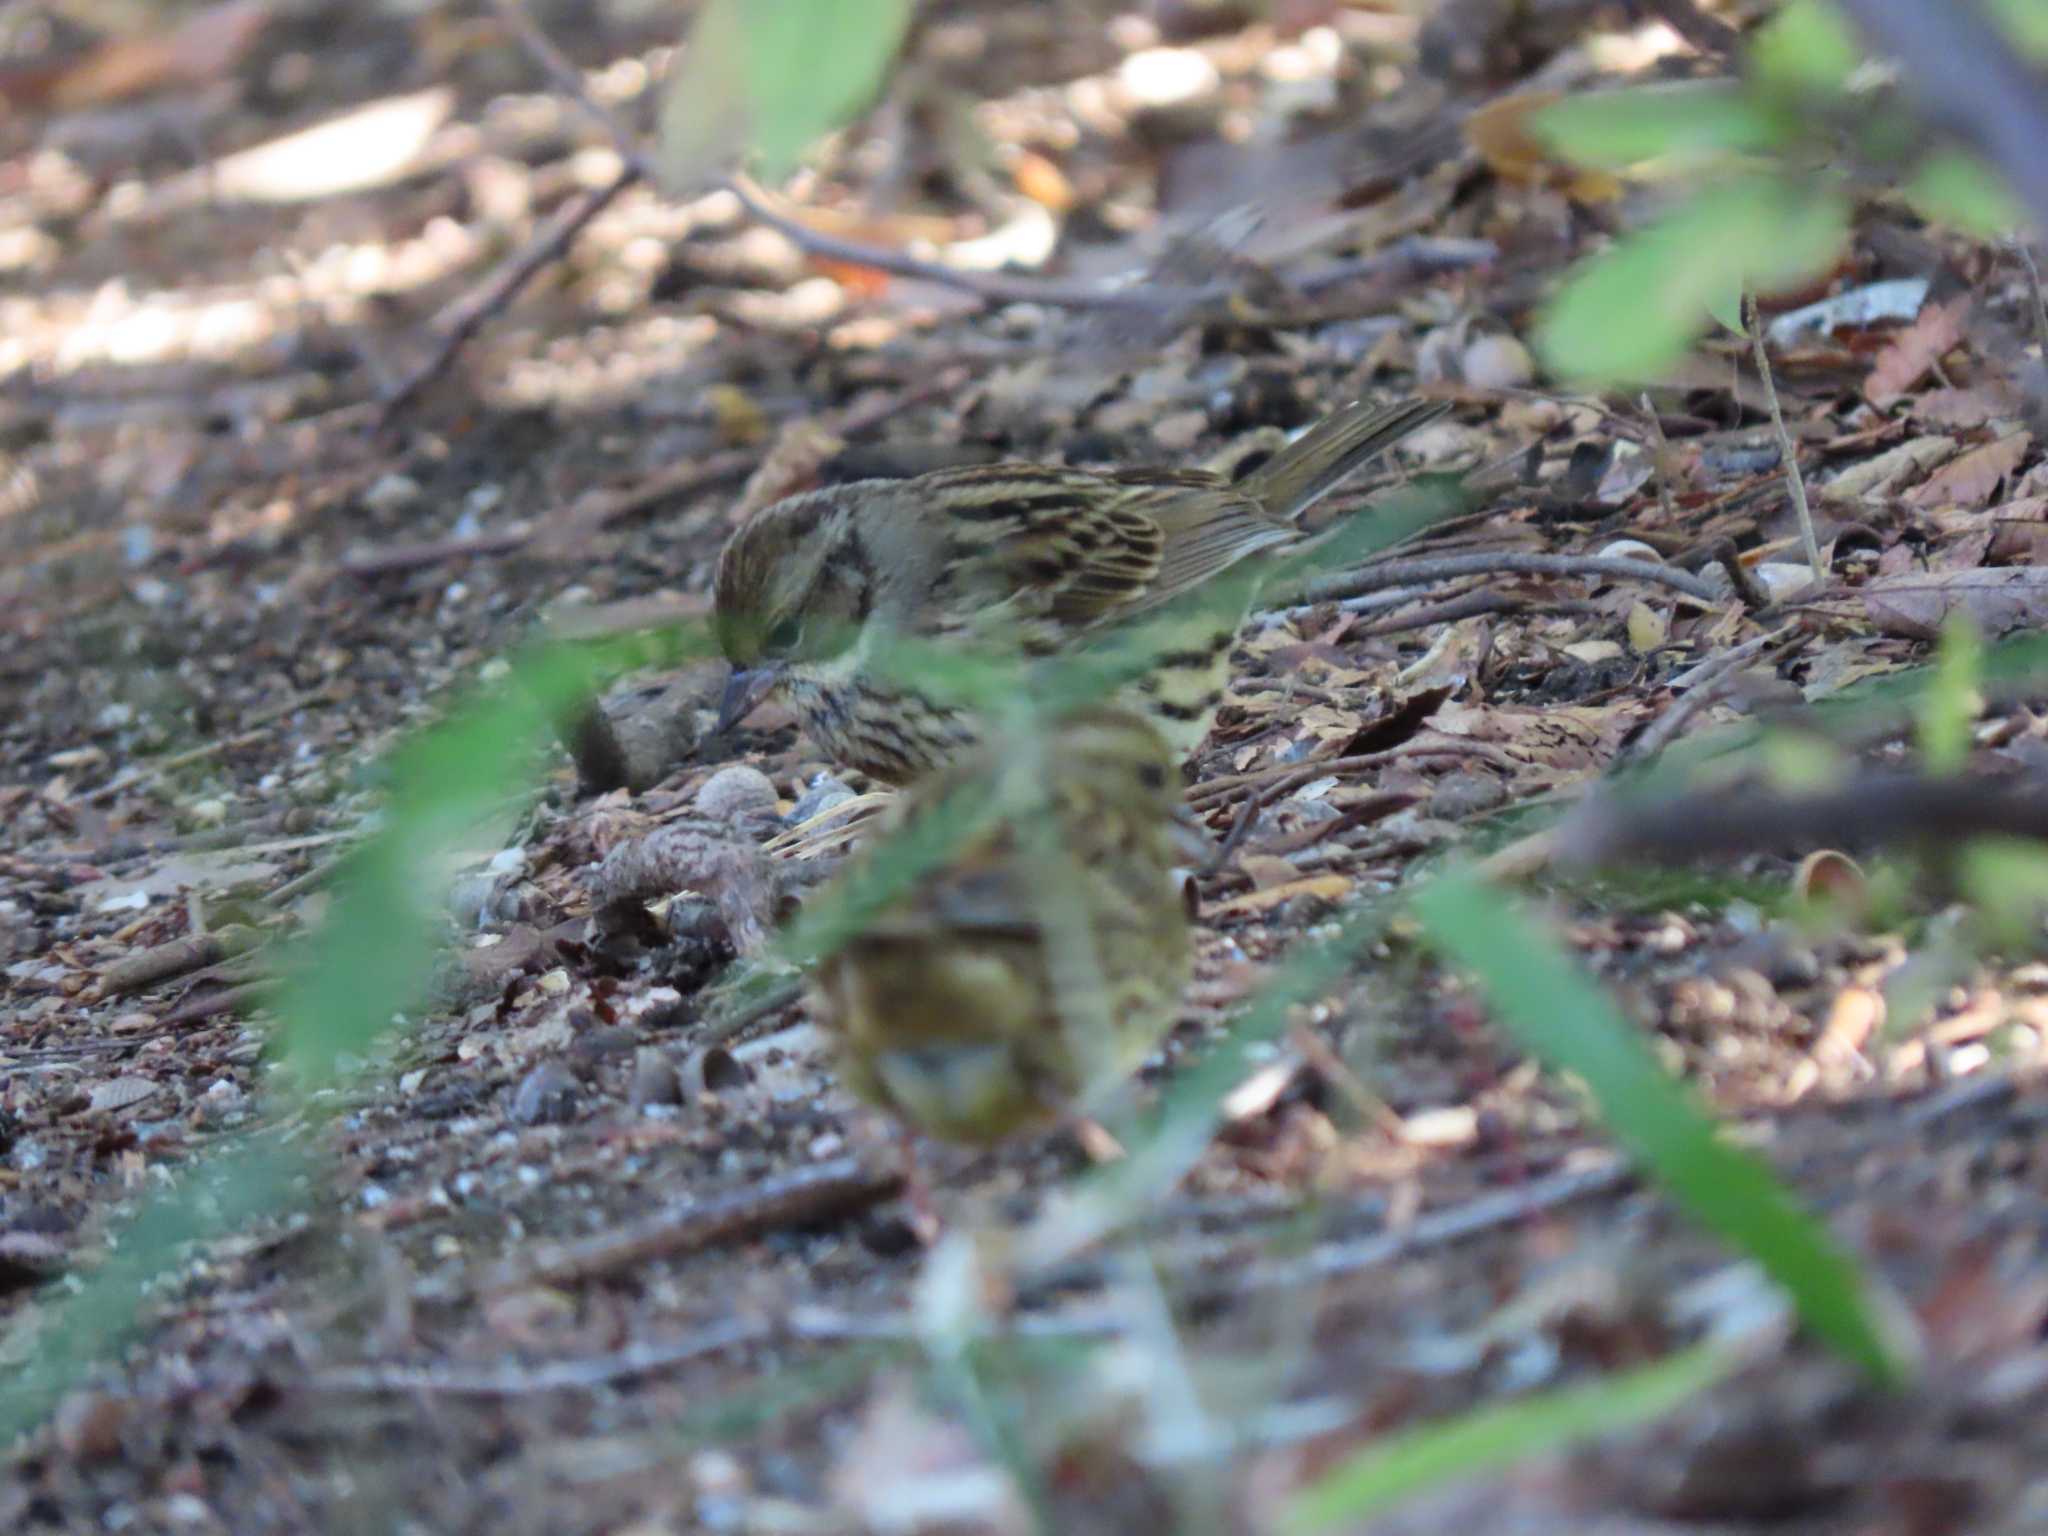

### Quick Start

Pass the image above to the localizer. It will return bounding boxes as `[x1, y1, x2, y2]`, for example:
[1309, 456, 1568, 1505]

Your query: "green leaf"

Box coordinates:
[1906, 150, 2025, 237]
[1918, 613, 1983, 776]
[1538, 175, 1849, 384]
[659, 0, 913, 190]
[1285, 1344, 1738, 1531]
[1986, 0, 2048, 59]
[1750, 0, 1863, 95]
[1411, 872, 1914, 1385]
[1534, 82, 1785, 170]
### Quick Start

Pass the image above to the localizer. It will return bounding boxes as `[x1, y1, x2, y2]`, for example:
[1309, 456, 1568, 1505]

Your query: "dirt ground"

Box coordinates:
[6, 2, 2048, 1532]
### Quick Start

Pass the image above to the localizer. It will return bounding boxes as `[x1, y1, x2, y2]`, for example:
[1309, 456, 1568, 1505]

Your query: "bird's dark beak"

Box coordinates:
[717, 664, 784, 734]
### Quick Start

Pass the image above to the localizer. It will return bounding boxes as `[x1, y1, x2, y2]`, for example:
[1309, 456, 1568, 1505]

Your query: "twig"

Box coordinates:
[341, 451, 756, 577]
[155, 978, 272, 1028]
[1558, 771, 2048, 868]
[1350, 589, 1531, 638]
[1701, 536, 1773, 611]
[96, 924, 262, 1001]
[1744, 292, 1824, 588]
[2013, 240, 2048, 361]
[487, 1156, 903, 1290]
[1187, 740, 1515, 809]
[1610, 625, 1804, 772]
[1293, 549, 1724, 608]
[305, 1316, 772, 1396]
[377, 165, 641, 425]
[82, 728, 271, 806]
[1640, 390, 1680, 525]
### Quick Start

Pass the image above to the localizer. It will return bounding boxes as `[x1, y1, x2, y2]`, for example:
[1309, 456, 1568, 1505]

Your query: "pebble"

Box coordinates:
[696, 764, 779, 823]
[1461, 333, 1535, 390]
[510, 1060, 579, 1125]
[787, 774, 856, 825]
[361, 474, 422, 515]
[629, 1047, 683, 1110]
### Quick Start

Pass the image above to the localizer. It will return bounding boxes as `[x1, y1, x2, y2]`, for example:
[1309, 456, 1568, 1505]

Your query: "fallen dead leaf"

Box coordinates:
[1821, 435, 1956, 502]
[1863, 566, 2048, 639]
[45, 1, 270, 110]
[1864, 296, 1968, 407]
[1902, 432, 2032, 511]
[1209, 872, 1352, 917]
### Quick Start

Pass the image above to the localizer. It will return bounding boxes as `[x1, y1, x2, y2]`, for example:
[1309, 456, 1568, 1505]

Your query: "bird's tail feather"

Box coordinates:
[1238, 398, 1450, 523]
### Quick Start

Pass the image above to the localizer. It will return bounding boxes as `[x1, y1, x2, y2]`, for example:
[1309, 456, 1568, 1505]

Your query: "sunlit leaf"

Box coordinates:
[1412, 872, 1914, 1385]
[1285, 1344, 1738, 1531]
[1534, 81, 1784, 170]
[1539, 175, 1849, 384]
[1750, 0, 1863, 96]
[1906, 150, 2025, 237]
[1986, 0, 2048, 59]
[1918, 614, 1984, 777]
[659, 0, 913, 190]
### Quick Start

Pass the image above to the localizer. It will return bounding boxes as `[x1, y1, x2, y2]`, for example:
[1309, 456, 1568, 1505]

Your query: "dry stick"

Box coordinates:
[377, 166, 641, 425]
[2014, 240, 2048, 361]
[1640, 390, 1680, 526]
[488, 1156, 904, 1291]
[305, 1316, 773, 1396]
[1557, 771, 2048, 869]
[1744, 291, 1824, 588]
[1187, 740, 1514, 810]
[1294, 549, 1724, 608]
[340, 452, 755, 577]
[1610, 625, 1804, 772]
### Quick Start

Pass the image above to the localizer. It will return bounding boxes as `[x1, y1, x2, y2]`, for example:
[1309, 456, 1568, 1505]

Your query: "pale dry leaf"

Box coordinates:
[1209, 872, 1352, 918]
[48, 0, 269, 109]
[1902, 432, 2032, 511]
[88, 1076, 158, 1113]
[1864, 296, 1968, 407]
[1822, 435, 1956, 502]
[1863, 566, 2048, 639]
[1911, 384, 2023, 429]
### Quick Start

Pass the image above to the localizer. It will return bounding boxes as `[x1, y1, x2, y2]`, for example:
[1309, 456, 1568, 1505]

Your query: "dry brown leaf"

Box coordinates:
[1209, 873, 1352, 918]
[46, 1, 269, 110]
[1821, 435, 1956, 502]
[1463, 90, 1621, 203]
[1863, 566, 2048, 639]
[1902, 432, 2032, 510]
[1910, 383, 2022, 429]
[1863, 296, 1968, 407]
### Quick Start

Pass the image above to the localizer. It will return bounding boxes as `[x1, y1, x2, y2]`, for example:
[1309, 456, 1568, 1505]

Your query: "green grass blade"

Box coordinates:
[1411, 872, 1913, 1385]
[1284, 1343, 1738, 1531]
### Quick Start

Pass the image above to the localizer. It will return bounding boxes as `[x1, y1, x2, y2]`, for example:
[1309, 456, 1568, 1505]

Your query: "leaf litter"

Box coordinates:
[4, 1, 2048, 1531]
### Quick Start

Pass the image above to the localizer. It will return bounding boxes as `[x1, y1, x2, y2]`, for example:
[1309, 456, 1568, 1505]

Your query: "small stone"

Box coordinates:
[510, 1060, 579, 1125]
[787, 774, 856, 825]
[447, 873, 497, 930]
[629, 1047, 683, 1110]
[54, 1390, 129, 1462]
[696, 764, 779, 824]
[1461, 333, 1535, 390]
[361, 474, 422, 515]
[682, 1044, 749, 1100]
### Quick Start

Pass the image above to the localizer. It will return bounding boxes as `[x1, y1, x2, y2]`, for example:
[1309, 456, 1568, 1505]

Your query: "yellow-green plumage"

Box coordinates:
[714, 397, 1449, 784]
[809, 709, 1192, 1144]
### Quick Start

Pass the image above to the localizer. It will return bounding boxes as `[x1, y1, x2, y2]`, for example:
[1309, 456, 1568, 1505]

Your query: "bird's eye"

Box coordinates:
[765, 617, 804, 655]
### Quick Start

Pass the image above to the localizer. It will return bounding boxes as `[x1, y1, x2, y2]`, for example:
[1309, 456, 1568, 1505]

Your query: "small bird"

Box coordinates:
[715, 397, 1449, 784]
[808, 707, 1195, 1148]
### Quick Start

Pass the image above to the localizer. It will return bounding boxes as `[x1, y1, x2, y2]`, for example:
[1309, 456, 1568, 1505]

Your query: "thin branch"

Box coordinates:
[1558, 771, 2048, 868]
[1609, 625, 1805, 772]
[1293, 549, 1725, 608]
[305, 1316, 771, 1396]
[377, 167, 640, 425]
[1745, 291, 1824, 587]
[487, 1156, 903, 1291]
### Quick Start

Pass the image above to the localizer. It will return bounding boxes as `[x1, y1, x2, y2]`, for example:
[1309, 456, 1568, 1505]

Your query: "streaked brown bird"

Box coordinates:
[808, 707, 1195, 1147]
[714, 397, 1449, 784]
